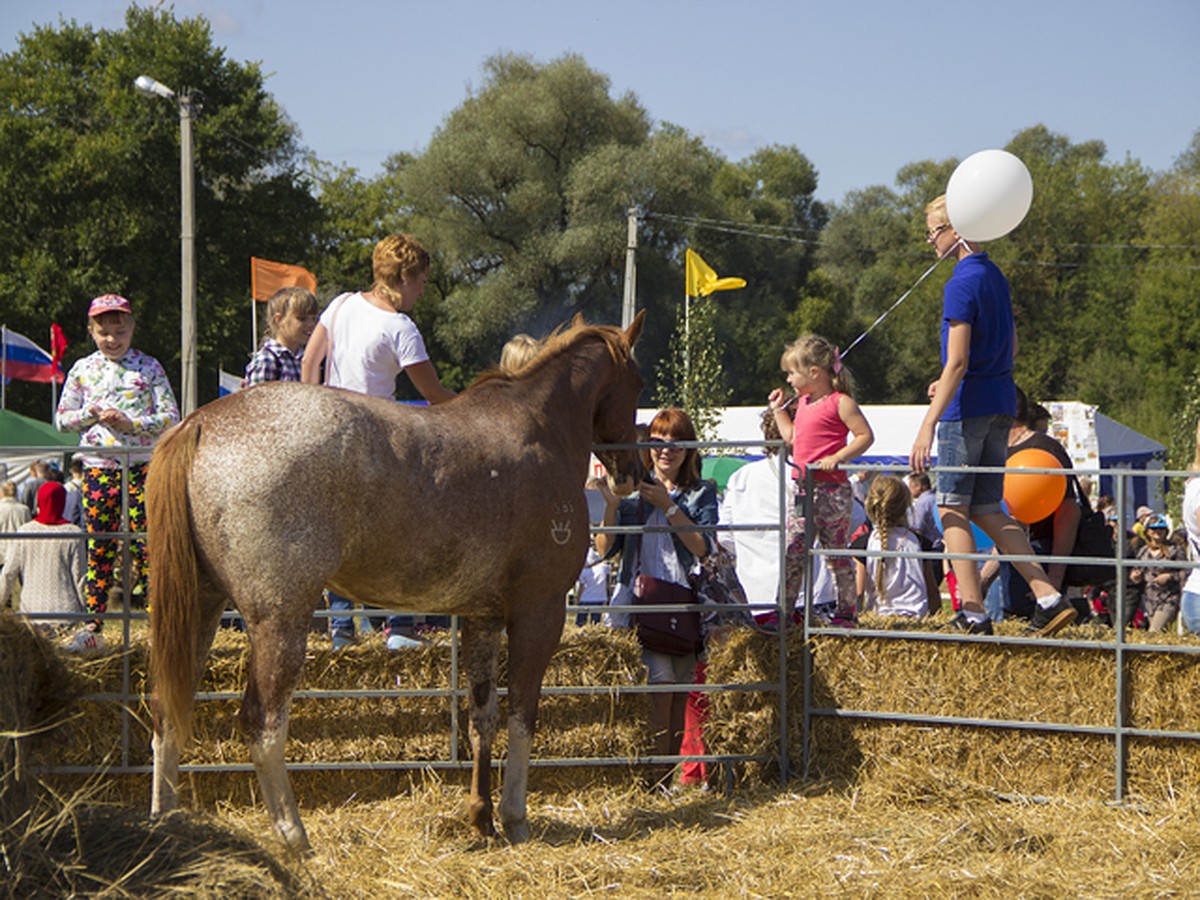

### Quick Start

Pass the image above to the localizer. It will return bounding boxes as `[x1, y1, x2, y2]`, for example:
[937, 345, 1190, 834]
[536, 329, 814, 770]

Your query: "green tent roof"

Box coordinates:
[0, 409, 77, 448]
[702, 455, 750, 491]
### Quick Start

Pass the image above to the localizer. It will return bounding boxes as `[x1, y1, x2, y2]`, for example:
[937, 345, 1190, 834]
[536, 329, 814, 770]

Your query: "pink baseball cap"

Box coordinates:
[88, 294, 132, 317]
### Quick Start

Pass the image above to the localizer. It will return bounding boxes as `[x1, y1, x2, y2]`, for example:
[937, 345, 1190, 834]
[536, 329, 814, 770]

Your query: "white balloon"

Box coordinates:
[945, 150, 1034, 242]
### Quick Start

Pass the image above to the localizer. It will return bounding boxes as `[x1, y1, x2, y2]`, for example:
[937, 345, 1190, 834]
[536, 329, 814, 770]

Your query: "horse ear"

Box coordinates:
[571, 312, 586, 329]
[624, 310, 645, 346]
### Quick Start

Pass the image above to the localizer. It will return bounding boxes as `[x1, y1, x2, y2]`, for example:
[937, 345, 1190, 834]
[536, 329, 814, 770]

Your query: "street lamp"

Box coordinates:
[134, 75, 197, 415]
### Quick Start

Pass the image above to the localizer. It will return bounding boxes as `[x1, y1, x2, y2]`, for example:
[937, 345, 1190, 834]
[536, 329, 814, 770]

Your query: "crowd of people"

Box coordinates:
[3, 207, 1200, 793]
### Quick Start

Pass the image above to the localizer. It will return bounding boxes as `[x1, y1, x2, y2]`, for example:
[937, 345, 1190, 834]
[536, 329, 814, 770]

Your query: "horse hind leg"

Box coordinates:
[499, 603, 565, 844]
[150, 722, 181, 818]
[462, 616, 503, 838]
[151, 586, 226, 818]
[240, 608, 314, 852]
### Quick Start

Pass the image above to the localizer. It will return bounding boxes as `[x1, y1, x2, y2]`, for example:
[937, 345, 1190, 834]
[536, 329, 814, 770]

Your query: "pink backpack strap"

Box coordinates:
[323, 292, 353, 387]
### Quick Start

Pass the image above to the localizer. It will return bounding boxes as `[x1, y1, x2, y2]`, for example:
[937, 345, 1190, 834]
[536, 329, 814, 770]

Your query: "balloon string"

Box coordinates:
[841, 256, 946, 358]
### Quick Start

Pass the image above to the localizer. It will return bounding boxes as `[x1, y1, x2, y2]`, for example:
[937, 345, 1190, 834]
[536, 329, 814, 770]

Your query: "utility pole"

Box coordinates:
[621, 207, 639, 329]
[179, 90, 197, 415]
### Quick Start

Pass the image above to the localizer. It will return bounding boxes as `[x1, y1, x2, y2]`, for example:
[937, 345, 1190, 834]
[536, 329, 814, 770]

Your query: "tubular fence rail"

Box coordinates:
[3, 440, 1197, 802]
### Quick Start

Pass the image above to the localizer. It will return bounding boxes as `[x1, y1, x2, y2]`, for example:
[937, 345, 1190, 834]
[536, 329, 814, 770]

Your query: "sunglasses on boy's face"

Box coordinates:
[926, 223, 952, 242]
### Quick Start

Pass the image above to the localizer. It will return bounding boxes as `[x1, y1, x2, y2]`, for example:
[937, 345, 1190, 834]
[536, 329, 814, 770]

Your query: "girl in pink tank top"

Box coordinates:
[768, 334, 874, 624]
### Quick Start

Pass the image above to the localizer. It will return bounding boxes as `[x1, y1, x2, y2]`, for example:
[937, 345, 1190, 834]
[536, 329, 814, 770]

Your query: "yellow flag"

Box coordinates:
[685, 248, 747, 297]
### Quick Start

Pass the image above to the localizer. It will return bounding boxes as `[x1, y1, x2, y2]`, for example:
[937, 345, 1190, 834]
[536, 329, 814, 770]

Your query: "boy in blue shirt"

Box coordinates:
[909, 195, 1075, 637]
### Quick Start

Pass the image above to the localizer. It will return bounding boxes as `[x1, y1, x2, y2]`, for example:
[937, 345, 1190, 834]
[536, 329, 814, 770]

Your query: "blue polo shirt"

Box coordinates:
[940, 252, 1017, 421]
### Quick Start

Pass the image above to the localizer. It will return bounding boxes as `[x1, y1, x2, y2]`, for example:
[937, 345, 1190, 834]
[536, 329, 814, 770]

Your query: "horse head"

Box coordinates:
[591, 310, 646, 486]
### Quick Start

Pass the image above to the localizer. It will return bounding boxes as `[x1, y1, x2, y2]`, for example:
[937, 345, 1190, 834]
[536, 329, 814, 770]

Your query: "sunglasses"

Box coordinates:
[926, 223, 952, 241]
[647, 437, 683, 453]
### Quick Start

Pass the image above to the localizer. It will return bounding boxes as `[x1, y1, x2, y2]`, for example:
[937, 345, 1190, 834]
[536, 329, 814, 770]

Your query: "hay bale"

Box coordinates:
[0, 612, 81, 820]
[25, 609, 1200, 810]
[34, 623, 655, 806]
[704, 615, 1200, 804]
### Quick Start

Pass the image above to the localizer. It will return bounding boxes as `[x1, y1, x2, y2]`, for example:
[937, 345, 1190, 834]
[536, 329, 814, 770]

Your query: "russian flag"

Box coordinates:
[2, 326, 64, 384]
[218, 370, 242, 396]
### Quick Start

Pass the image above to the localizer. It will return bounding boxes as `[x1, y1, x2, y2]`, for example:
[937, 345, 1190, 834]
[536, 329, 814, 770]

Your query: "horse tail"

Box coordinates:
[147, 418, 203, 744]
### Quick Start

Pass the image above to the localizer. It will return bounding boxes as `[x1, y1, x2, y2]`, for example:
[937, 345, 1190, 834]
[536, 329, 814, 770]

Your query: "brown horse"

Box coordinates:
[147, 313, 644, 851]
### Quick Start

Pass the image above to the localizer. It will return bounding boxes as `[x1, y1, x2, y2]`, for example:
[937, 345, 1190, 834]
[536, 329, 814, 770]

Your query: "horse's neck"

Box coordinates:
[491, 339, 611, 454]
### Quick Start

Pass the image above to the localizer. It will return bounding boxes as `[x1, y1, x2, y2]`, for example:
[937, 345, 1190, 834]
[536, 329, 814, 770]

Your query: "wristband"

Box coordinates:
[665, 504, 680, 519]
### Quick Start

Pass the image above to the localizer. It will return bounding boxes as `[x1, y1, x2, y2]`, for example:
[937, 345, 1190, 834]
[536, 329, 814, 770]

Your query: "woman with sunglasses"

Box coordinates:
[594, 408, 717, 788]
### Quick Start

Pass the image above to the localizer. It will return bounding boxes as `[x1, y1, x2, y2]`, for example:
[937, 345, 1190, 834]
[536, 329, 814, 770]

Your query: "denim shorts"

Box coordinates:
[936, 414, 1011, 513]
[1182, 590, 1200, 636]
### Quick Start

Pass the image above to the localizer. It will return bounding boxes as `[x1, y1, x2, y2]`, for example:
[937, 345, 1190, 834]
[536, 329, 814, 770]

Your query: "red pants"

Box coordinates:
[679, 661, 709, 784]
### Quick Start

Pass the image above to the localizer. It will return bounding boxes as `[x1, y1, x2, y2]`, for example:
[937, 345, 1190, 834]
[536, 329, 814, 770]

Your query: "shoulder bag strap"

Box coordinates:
[323, 292, 352, 387]
[1070, 474, 1095, 514]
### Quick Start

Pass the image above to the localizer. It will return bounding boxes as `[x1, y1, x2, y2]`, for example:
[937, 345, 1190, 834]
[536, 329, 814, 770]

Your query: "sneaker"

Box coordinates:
[946, 611, 994, 635]
[828, 615, 857, 629]
[385, 633, 422, 651]
[1027, 596, 1077, 637]
[66, 628, 103, 653]
[330, 630, 356, 651]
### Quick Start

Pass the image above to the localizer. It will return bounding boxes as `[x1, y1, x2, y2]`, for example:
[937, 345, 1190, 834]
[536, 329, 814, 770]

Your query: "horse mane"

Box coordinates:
[472, 318, 633, 388]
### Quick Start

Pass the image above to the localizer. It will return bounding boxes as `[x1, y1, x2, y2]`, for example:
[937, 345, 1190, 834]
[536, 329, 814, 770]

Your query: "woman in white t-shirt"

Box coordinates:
[301, 234, 456, 650]
[302, 233, 455, 403]
[1180, 420, 1200, 635]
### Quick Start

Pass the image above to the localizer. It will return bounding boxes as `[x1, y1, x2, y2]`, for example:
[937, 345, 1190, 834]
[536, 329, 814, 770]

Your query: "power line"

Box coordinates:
[645, 210, 1200, 270]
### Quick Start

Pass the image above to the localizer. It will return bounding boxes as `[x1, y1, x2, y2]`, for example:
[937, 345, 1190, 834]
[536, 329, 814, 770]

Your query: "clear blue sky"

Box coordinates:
[3, 0, 1198, 204]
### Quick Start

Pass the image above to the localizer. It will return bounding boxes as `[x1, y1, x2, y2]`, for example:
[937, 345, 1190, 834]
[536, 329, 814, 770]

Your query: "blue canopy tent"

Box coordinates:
[1092, 412, 1167, 514]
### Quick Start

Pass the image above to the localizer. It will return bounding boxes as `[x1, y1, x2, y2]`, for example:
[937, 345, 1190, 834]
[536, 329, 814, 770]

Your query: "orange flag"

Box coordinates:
[250, 257, 317, 301]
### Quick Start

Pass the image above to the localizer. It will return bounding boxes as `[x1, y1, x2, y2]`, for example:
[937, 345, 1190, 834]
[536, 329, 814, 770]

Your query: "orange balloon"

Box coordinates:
[1004, 447, 1066, 524]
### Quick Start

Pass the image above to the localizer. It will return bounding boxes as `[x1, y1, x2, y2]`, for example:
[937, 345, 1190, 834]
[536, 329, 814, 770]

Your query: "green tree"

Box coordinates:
[397, 53, 652, 372]
[699, 145, 829, 403]
[1133, 129, 1200, 454]
[653, 296, 730, 442]
[998, 126, 1151, 412]
[386, 53, 815, 403]
[0, 5, 320, 415]
[805, 126, 1169, 426]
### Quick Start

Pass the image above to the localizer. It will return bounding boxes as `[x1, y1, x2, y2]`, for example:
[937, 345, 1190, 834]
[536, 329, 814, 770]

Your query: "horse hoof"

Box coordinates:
[278, 823, 312, 855]
[503, 818, 531, 845]
[467, 799, 496, 838]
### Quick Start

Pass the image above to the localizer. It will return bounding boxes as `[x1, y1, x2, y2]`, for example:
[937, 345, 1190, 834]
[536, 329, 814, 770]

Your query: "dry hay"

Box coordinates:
[0, 614, 308, 897]
[6, 771, 1200, 898]
[7, 609, 1200, 895]
[214, 777, 1200, 898]
[20, 610, 1200, 809]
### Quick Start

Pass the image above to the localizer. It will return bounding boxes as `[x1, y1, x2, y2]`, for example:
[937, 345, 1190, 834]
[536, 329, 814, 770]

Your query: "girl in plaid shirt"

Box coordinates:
[243, 287, 318, 386]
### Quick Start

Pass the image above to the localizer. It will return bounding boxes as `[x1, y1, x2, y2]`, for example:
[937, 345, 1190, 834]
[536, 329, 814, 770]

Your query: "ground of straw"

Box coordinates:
[5, 610, 1200, 897]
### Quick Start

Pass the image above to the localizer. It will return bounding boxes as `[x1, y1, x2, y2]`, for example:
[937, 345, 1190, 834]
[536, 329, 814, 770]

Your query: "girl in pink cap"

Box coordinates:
[56, 294, 179, 644]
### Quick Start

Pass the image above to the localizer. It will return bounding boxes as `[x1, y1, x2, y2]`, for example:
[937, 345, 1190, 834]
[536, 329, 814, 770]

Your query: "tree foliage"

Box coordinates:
[397, 53, 657, 375]
[653, 296, 730, 442]
[2, 18, 1197, 458]
[0, 6, 320, 415]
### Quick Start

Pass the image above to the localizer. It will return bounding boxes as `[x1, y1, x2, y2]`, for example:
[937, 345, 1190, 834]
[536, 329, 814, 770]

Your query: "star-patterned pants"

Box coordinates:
[83, 463, 148, 619]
